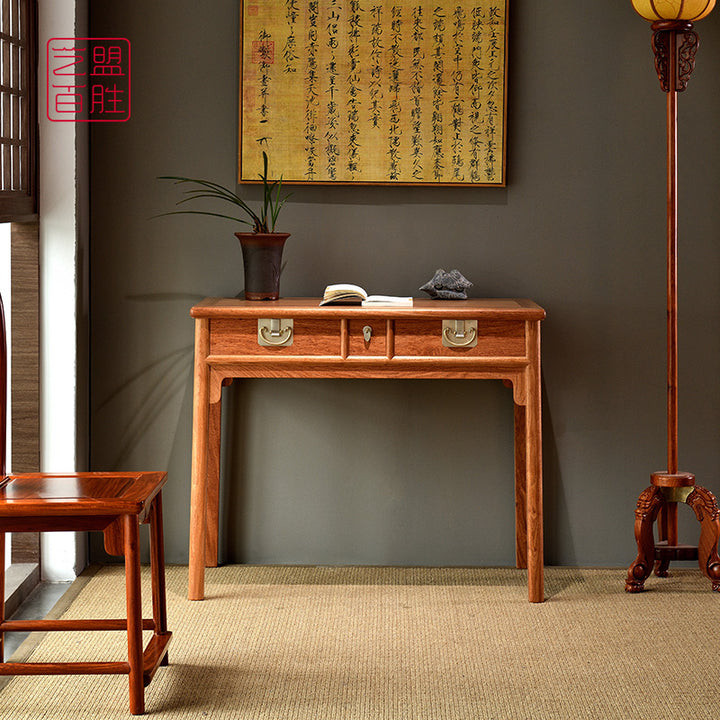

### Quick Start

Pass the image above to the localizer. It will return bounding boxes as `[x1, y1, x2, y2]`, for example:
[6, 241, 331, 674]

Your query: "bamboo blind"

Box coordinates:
[1, 0, 39, 562]
[0, 0, 35, 219]
[10, 220, 40, 562]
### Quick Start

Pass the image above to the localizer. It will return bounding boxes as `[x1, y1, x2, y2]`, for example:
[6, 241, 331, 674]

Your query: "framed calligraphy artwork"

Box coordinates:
[239, 1, 508, 186]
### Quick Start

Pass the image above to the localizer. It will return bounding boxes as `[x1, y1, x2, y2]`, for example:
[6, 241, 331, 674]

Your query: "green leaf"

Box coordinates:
[157, 154, 289, 233]
[154, 210, 254, 226]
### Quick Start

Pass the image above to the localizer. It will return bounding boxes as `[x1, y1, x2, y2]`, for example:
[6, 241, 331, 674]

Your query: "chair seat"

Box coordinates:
[0, 471, 166, 517]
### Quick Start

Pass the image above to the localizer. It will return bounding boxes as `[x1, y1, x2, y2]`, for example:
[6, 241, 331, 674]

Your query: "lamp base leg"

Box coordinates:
[626, 482, 720, 593]
[626, 486, 663, 593]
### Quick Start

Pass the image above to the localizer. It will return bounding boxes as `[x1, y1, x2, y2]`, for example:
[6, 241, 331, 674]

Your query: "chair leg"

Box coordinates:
[149, 492, 169, 666]
[124, 514, 144, 715]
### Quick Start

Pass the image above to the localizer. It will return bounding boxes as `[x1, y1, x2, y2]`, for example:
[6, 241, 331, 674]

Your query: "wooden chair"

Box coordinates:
[0, 293, 171, 715]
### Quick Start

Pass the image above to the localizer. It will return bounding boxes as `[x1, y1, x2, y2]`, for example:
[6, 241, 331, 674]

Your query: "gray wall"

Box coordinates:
[89, 1, 720, 568]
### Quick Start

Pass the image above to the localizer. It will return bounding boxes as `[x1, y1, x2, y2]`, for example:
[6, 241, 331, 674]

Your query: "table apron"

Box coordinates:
[204, 359, 532, 405]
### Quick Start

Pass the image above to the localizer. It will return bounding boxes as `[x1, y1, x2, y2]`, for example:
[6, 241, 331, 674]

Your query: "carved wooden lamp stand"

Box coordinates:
[625, 0, 720, 593]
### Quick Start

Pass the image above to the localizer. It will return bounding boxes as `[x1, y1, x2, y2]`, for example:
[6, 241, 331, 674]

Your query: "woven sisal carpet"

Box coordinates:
[1, 564, 719, 719]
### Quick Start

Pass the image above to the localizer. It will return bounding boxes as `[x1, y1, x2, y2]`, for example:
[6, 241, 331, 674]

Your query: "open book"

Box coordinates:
[320, 284, 413, 307]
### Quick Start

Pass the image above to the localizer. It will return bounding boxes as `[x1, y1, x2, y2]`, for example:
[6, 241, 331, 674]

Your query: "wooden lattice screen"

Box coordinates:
[0, 0, 35, 220]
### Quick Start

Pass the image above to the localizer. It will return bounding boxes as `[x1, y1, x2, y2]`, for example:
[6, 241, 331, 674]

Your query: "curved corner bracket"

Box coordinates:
[209, 369, 226, 404]
[507, 374, 526, 406]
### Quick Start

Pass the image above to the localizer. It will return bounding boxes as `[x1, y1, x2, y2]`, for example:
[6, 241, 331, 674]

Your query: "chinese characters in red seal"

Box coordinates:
[47, 38, 131, 122]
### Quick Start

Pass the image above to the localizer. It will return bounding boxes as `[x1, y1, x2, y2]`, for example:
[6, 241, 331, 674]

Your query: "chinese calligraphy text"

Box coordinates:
[240, 1, 507, 186]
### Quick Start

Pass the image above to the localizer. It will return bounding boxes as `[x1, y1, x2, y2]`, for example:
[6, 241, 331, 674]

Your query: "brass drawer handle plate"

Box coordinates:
[258, 318, 294, 347]
[442, 319, 478, 348]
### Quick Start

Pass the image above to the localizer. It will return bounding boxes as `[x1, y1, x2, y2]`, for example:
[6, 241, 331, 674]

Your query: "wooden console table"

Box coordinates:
[188, 298, 546, 602]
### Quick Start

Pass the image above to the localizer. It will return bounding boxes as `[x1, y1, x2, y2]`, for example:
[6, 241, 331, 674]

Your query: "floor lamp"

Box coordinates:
[625, 1, 720, 593]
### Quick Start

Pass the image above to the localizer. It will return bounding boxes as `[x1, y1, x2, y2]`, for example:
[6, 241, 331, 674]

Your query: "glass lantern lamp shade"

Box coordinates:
[631, 0, 716, 21]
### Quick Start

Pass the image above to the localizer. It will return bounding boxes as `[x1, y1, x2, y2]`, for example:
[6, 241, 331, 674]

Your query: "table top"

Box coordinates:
[191, 297, 546, 321]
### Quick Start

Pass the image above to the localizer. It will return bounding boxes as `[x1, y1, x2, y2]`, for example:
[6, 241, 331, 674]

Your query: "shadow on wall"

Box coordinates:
[541, 380, 574, 566]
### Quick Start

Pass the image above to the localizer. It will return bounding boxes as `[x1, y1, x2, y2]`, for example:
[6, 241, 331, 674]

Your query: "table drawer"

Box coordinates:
[209, 318, 341, 355]
[346, 319, 388, 357]
[393, 318, 526, 357]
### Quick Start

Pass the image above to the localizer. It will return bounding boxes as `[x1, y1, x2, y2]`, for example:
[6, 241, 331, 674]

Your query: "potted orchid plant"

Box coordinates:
[159, 147, 291, 300]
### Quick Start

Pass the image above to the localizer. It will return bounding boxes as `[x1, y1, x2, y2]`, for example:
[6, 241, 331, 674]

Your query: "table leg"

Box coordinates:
[189, 318, 210, 600]
[204, 398, 223, 567]
[514, 402, 527, 569]
[124, 514, 144, 715]
[525, 321, 544, 603]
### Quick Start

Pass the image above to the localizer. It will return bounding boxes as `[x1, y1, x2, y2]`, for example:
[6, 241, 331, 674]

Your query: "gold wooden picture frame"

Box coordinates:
[239, 1, 508, 186]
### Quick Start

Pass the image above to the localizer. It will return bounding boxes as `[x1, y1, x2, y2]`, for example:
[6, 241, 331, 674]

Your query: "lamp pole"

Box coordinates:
[662, 23, 680, 479]
[654, 20, 697, 551]
[626, 3, 720, 593]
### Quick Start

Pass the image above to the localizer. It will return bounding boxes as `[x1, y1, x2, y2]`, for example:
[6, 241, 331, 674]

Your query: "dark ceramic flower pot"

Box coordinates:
[235, 232, 290, 300]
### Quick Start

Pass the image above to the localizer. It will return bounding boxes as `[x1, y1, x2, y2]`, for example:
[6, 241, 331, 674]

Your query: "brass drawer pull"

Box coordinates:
[442, 319, 478, 348]
[257, 318, 294, 347]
